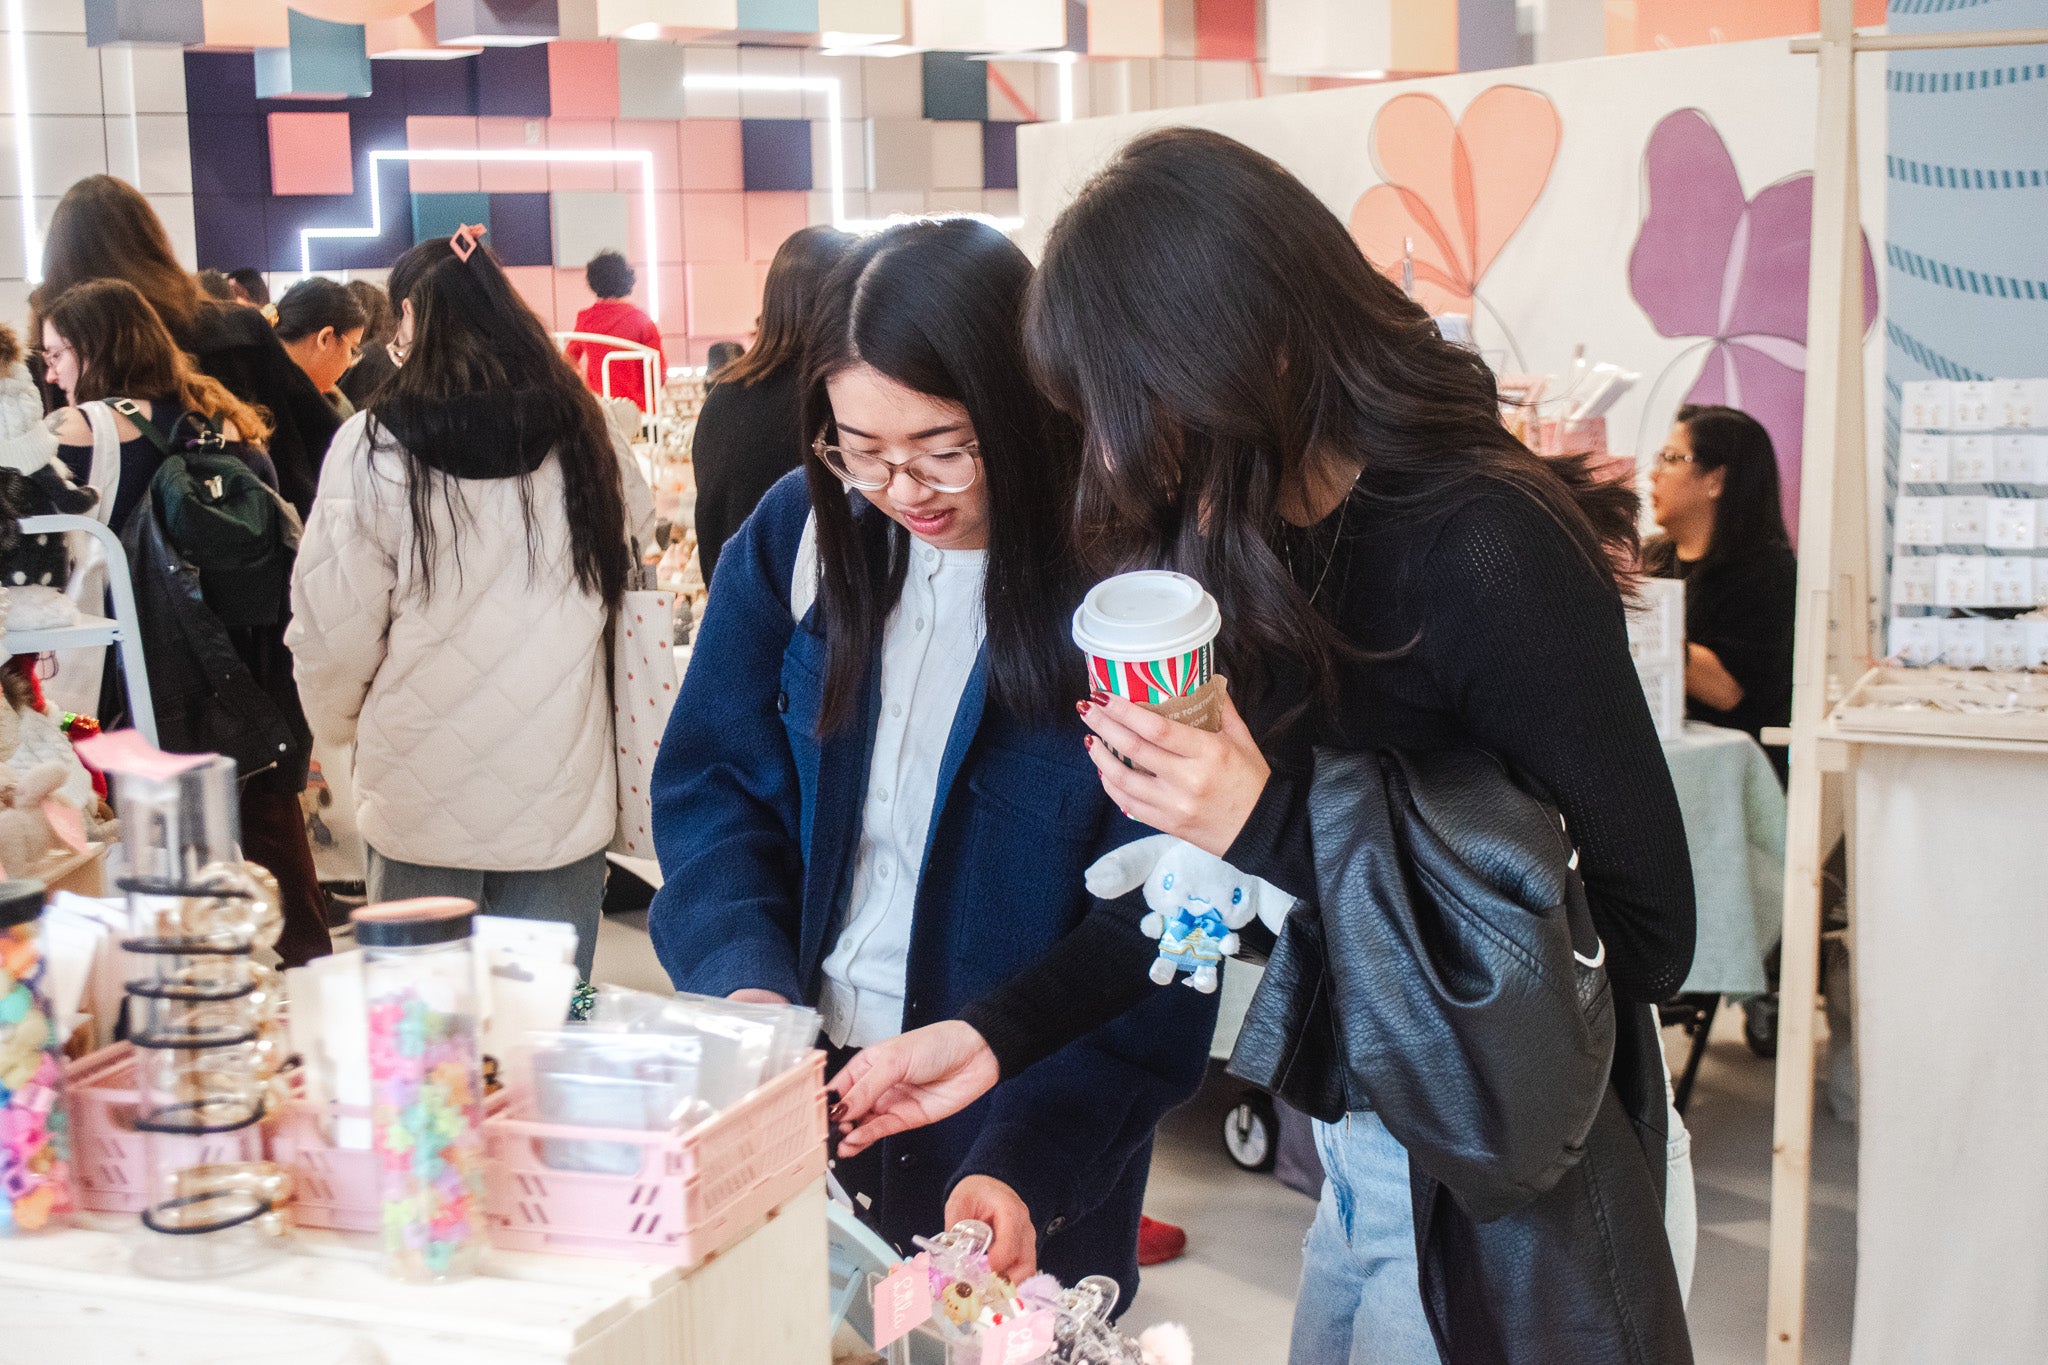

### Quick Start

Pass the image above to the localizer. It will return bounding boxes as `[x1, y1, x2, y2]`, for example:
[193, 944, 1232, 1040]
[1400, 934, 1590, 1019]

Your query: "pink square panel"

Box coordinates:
[612, 121, 683, 193]
[677, 120, 744, 192]
[502, 265, 557, 328]
[405, 116, 479, 193]
[555, 267, 597, 332]
[743, 192, 809, 264]
[547, 41, 620, 121]
[652, 266, 687, 336]
[546, 119, 617, 192]
[626, 191, 685, 267]
[476, 117, 549, 194]
[687, 262, 761, 338]
[681, 191, 746, 264]
[268, 112, 354, 196]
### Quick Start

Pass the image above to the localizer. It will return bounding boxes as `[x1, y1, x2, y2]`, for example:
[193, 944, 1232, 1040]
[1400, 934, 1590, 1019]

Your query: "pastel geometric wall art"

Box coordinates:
[254, 12, 374, 97]
[288, 0, 440, 19]
[437, 0, 561, 45]
[981, 120, 1017, 190]
[1347, 84, 1561, 315]
[678, 119, 745, 190]
[366, 4, 485, 57]
[618, 39, 689, 119]
[86, 0, 207, 48]
[486, 190, 554, 263]
[1194, 0, 1256, 60]
[399, 51, 481, 111]
[199, 0, 293, 49]
[268, 111, 356, 194]
[552, 188, 631, 263]
[546, 40, 620, 118]
[1627, 107, 1878, 538]
[740, 118, 813, 191]
[817, 0, 902, 44]
[736, 0, 820, 36]
[412, 189, 491, 242]
[475, 44, 551, 114]
[922, 51, 988, 122]
[1087, 0, 1165, 59]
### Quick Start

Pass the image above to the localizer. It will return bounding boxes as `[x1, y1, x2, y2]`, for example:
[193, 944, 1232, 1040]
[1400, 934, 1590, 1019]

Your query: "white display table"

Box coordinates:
[0, 1179, 828, 1365]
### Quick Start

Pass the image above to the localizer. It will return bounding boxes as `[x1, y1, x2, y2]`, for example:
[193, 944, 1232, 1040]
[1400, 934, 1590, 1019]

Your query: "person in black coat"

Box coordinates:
[689, 225, 853, 586]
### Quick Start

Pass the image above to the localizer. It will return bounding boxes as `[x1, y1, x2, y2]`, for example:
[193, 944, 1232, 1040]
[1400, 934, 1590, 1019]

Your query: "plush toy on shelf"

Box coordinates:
[0, 322, 98, 631]
[1083, 835, 1293, 993]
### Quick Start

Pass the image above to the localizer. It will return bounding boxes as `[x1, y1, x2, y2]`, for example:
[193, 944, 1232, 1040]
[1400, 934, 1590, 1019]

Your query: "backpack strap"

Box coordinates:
[106, 398, 174, 457]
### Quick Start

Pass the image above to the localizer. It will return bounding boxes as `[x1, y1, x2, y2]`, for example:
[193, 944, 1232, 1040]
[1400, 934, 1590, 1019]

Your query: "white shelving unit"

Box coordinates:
[5, 514, 157, 748]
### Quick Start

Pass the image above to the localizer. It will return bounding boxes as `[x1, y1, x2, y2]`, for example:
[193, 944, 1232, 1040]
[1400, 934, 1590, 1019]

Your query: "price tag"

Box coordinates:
[980, 1309, 1055, 1365]
[43, 800, 88, 855]
[872, 1253, 933, 1349]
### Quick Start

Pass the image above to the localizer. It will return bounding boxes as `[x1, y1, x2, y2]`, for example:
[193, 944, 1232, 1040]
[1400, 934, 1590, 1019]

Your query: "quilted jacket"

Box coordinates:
[286, 412, 655, 871]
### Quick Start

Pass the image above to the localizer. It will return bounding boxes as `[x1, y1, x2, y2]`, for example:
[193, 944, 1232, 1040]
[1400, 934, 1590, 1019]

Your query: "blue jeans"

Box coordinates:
[1288, 1112, 1440, 1365]
[365, 847, 607, 980]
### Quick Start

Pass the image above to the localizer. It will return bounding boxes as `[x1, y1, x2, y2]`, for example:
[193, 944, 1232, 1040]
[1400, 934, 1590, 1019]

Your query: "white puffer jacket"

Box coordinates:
[287, 413, 656, 871]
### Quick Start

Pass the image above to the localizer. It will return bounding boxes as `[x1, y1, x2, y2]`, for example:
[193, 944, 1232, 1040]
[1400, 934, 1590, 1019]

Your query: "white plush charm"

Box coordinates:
[1137, 1322, 1195, 1365]
[1084, 835, 1293, 993]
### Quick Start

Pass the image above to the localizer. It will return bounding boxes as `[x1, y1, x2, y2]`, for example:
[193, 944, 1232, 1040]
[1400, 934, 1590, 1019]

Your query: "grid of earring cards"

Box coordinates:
[1890, 378, 2048, 669]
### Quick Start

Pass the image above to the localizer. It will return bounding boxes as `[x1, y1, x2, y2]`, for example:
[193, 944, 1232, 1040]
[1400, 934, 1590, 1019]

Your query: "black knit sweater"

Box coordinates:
[962, 481, 1698, 1079]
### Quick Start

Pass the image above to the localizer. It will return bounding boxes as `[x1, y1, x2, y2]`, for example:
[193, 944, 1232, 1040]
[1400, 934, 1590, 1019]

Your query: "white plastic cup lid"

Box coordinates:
[1072, 571, 1222, 661]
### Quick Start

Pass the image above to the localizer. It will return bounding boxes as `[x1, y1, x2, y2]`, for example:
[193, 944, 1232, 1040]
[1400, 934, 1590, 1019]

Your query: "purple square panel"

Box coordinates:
[183, 52, 258, 116]
[402, 55, 479, 116]
[981, 121, 1018, 191]
[486, 192, 553, 267]
[188, 115, 271, 197]
[477, 45, 550, 118]
[266, 193, 361, 272]
[740, 119, 812, 193]
[192, 196, 269, 273]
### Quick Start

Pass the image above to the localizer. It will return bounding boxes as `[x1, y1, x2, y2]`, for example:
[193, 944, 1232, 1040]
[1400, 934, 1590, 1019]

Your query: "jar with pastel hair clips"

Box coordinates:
[356, 897, 487, 1282]
[0, 879, 71, 1236]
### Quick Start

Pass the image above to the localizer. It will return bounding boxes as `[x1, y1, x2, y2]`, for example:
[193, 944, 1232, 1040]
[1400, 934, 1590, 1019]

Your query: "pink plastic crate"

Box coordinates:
[268, 1082, 510, 1233]
[482, 1050, 827, 1266]
[63, 1043, 266, 1214]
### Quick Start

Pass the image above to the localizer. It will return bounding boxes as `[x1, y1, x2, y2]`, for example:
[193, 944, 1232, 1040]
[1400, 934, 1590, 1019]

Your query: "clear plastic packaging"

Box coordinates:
[357, 898, 486, 1283]
[588, 984, 820, 1107]
[0, 880, 71, 1235]
[525, 1026, 713, 1173]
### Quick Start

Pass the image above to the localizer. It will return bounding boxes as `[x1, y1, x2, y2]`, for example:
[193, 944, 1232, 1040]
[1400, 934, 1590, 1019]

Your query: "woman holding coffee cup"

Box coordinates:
[832, 130, 1698, 1363]
[643, 218, 1213, 1304]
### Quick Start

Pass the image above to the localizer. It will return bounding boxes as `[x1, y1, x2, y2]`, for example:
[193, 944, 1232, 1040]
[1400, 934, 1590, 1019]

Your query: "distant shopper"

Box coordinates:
[40, 278, 332, 969]
[274, 278, 369, 419]
[704, 340, 744, 380]
[288, 232, 655, 981]
[226, 267, 271, 309]
[33, 176, 339, 518]
[1645, 403, 1797, 778]
[339, 279, 398, 410]
[565, 249, 664, 413]
[690, 225, 855, 586]
[197, 269, 237, 303]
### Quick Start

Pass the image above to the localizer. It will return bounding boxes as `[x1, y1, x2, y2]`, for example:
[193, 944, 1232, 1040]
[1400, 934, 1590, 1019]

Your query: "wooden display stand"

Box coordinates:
[1766, 7, 2048, 1360]
[0, 1180, 829, 1364]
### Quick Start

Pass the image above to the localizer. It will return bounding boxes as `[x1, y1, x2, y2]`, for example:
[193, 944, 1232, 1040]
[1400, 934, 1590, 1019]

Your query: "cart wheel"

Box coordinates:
[1222, 1092, 1278, 1173]
[1744, 994, 1779, 1059]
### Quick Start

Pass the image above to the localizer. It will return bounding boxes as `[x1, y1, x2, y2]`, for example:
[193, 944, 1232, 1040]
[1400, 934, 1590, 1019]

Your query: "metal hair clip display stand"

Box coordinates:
[115, 751, 291, 1278]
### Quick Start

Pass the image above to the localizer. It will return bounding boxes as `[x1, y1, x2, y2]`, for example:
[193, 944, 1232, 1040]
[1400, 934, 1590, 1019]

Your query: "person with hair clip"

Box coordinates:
[645, 219, 1213, 1302]
[1646, 404, 1798, 781]
[286, 229, 654, 982]
[565, 249, 665, 413]
[41, 277, 333, 968]
[273, 277, 369, 418]
[689, 225, 855, 586]
[31, 176, 338, 518]
[831, 130, 1698, 1365]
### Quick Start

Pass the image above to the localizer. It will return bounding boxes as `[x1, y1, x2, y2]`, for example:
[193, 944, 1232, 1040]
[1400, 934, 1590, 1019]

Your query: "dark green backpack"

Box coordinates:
[111, 399, 301, 629]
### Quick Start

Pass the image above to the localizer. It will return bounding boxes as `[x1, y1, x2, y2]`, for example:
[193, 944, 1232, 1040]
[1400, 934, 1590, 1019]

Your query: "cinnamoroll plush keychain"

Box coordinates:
[1084, 836, 1293, 993]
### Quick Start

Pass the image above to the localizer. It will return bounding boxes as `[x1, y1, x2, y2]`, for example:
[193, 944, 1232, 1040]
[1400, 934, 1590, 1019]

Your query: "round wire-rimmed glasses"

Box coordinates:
[813, 437, 982, 494]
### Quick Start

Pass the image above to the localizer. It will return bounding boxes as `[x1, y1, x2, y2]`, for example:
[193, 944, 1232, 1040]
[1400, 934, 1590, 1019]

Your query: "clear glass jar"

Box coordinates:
[0, 880, 69, 1235]
[358, 898, 487, 1283]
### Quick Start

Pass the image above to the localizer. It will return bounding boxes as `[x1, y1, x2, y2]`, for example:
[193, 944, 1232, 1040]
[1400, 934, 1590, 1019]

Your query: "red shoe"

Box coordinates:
[1137, 1214, 1188, 1266]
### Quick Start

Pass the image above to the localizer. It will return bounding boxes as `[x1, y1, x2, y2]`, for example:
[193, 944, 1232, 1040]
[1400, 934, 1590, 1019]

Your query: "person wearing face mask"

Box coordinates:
[1644, 404, 1797, 781]
[645, 219, 1213, 1303]
[274, 278, 369, 419]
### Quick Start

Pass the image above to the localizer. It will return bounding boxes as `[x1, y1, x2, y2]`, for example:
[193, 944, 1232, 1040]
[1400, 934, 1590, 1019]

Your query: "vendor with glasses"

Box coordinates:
[646, 219, 1212, 1303]
[1646, 403, 1798, 778]
[274, 277, 369, 421]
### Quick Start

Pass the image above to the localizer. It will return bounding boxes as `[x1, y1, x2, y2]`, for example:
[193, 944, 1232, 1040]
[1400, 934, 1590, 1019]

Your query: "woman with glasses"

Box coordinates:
[645, 219, 1213, 1302]
[1645, 405, 1797, 779]
[274, 278, 370, 420]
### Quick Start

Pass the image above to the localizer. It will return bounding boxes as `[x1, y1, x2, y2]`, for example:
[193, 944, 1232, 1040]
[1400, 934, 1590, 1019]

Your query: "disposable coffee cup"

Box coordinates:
[1073, 571, 1226, 732]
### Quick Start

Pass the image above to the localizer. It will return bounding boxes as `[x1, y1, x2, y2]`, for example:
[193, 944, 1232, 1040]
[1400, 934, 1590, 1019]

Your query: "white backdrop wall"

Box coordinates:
[1016, 37, 1890, 565]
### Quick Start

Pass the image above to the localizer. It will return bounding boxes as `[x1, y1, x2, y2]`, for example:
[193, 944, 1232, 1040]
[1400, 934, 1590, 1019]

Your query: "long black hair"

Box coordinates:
[274, 276, 368, 342]
[723, 224, 857, 389]
[802, 218, 1080, 733]
[1675, 404, 1789, 573]
[370, 237, 628, 609]
[1026, 127, 1638, 724]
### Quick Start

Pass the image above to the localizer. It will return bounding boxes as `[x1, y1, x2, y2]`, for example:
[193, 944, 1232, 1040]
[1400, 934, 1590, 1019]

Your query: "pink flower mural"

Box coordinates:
[1628, 108, 1878, 540]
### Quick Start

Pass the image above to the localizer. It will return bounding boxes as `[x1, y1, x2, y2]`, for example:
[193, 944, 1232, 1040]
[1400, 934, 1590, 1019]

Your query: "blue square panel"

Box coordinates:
[412, 191, 492, 246]
[188, 116, 270, 197]
[981, 121, 1017, 191]
[922, 52, 987, 122]
[402, 54, 480, 116]
[254, 13, 372, 100]
[476, 46, 550, 118]
[736, 0, 819, 33]
[184, 53, 259, 116]
[192, 196, 269, 273]
[486, 192, 552, 267]
[741, 119, 813, 193]
[87, 0, 204, 48]
[1063, 0, 1087, 53]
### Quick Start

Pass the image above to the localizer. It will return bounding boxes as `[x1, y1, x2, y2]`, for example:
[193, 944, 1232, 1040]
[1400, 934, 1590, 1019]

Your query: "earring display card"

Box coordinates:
[1893, 555, 1938, 606]
[1987, 621, 2032, 671]
[1935, 554, 1989, 608]
[1938, 617, 1990, 667]
[1902, 380, 1955, 431]
[1950, 381, 1998, 431]
[1902, 433, 1951, 484]
[1987, 499, 2040, 551]
[1894, 497, 1945, 548]
[1941, 496, 1988, 547]
[1987, 557, 2035, 608]
[1889, 616, 1943, 666]
[1950, 435, 1997, 483]
[1994, 435, 2043, 485]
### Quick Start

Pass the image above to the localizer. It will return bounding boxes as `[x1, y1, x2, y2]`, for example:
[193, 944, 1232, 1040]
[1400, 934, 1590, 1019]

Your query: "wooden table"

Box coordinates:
[0, 1179, 828, 1364]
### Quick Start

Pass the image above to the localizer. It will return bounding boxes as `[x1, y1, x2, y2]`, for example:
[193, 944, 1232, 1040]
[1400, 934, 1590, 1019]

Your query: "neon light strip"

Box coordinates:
[301, 148, 663, 323]
[679, 73, 1026, 234]
[6, 0, 38, 284]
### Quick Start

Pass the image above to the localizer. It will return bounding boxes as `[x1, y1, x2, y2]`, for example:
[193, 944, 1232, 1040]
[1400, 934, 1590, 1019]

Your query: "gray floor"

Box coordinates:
[592, 913, 1859, 1362]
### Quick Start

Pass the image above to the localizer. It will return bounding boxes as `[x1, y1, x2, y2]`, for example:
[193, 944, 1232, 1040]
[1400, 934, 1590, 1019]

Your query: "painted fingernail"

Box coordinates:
[1076, 700, 1090, 715]
[1084, 735, 1095, 749]
[830, 1102, 848, 1122]
[1090, 690, 1111, 706]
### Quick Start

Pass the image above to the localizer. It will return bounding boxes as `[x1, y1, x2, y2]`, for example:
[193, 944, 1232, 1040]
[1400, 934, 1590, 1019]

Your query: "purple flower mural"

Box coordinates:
[1628, 109, 1878, 541]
